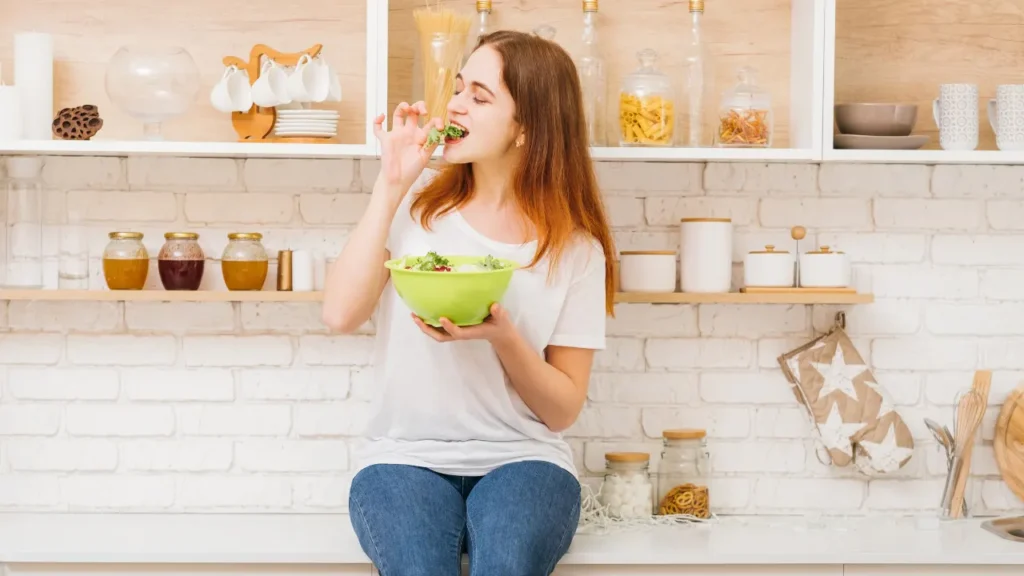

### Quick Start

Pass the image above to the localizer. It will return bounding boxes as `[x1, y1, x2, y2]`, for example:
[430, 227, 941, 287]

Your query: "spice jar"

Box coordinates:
[715, 66, 772, 148]
[656, 429, 711, 518]
[158, 232, 205, 291]
[598, 452, 653, 519]
[619, 48, 674, 147]
[221, 232, 268, 291]
[102, 231, 149, 290]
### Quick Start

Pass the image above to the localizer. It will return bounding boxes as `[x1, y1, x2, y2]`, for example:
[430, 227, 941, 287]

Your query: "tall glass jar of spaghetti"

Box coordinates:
[656, 429, 711, 518]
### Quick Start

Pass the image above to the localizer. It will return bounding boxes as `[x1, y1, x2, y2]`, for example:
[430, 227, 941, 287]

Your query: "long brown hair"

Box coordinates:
[411, 30, 617, 315]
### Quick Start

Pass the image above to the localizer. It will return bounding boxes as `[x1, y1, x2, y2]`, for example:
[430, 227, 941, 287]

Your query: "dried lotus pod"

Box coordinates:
[52, 105, 104, 140]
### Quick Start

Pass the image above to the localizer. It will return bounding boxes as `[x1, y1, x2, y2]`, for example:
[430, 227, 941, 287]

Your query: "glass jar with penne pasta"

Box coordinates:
[656, 429, 711, 519]
[618, 48, 675, 147]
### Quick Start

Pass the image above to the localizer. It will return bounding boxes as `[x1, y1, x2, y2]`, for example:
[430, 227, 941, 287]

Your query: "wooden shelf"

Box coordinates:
[0, 290, 324, 302]
[0, 289, 873, 305]
[614, 291, 874, 304]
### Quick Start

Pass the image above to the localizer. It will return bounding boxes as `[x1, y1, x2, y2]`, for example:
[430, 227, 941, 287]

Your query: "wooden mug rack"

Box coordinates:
[221, 43, 338, 144]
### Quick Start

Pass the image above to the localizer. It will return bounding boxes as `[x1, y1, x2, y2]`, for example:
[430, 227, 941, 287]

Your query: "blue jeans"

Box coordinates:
[349, 461, 581, 576]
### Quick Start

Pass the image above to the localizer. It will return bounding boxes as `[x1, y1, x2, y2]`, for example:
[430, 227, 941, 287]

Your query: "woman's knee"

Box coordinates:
[348, 464, 467, 576]
[465, 461, 581, 575]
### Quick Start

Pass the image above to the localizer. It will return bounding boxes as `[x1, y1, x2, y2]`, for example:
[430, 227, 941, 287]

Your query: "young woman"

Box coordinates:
[322, 30, 616, 576]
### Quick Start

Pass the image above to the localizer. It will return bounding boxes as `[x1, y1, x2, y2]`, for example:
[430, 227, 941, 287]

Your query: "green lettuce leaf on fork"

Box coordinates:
[425, 124, 466, 147]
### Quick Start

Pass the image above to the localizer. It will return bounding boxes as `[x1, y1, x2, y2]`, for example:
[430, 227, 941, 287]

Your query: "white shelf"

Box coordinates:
[0, 140, 375, 159]
[9, 1, 1009, 167]
[825, 148, 1024, 165]
[590, 147, 819, 162]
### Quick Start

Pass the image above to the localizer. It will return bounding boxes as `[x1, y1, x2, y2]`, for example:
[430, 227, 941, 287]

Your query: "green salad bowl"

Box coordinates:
[385, 254, 519, 327]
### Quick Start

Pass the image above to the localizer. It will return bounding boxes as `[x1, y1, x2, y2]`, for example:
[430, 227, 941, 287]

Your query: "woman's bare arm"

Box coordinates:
[321, 103, 442, 333]
[320, 177, 401, 333]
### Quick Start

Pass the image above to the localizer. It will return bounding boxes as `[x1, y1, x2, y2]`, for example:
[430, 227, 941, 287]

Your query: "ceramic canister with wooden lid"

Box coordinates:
[619, 250, 677, 292]
[799, 245, 850, 288]
[679, 217, 732, 293]
[743, 244, 795, 288]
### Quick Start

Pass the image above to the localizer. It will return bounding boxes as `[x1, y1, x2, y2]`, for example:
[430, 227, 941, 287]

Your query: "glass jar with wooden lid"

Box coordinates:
[158, 232, 205, 291]
[102, 231, 149, 290]
[221, 232, 268, 291]
[598, 452, 653, 519]
[619, 48, 675, 147]
[656, 429, 711, 518]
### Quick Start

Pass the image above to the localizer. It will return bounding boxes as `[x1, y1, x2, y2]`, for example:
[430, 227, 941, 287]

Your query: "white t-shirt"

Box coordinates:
[354, 169, 607, 478]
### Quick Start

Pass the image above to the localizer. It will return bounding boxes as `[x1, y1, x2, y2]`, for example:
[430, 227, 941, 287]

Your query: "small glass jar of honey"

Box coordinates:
[102, 231, 149, 290]
[221, 232, 268, 291]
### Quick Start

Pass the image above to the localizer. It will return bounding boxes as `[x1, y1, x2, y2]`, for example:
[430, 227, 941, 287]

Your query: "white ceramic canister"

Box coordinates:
[679, 217, 732, 293]
[743, 244, 795, 288]
[618, 250, 677, 293]
[799, 245, 850, 288]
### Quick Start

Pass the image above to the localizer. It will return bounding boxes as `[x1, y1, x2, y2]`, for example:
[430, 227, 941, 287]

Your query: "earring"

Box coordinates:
[515, 135, 525, 148]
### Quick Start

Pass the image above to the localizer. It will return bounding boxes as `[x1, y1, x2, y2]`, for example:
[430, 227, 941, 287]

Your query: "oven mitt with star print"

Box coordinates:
[777, 322, 914, 474]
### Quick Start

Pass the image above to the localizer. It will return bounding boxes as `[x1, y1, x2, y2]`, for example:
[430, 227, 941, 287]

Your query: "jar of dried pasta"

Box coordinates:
[656, 429, 711, 518]
[618, 48, 675, 147]
[715, 66, 772, 148]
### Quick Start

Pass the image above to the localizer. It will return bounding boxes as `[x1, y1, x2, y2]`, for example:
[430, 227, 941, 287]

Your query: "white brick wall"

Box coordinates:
[1, 156, 1022, 518]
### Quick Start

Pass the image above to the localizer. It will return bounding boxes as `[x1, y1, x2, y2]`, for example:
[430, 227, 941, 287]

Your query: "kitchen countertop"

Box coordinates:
[0, 513, 1021, 566]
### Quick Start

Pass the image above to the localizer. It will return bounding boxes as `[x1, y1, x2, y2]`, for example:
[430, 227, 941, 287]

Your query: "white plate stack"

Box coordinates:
[272, 109, 339, 138]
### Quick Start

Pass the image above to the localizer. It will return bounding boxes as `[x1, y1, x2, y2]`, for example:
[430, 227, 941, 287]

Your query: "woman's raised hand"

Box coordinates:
[372, 101, 443, 199]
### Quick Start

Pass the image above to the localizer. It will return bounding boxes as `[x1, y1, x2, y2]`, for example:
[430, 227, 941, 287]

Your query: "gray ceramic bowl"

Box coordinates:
[835, 103, 918, 137]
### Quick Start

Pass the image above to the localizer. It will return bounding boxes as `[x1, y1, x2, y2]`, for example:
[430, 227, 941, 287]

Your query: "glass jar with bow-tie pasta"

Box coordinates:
[618, 48, 675, 147]
[715, 66, 773, 148]
[656, 429, 712, 518]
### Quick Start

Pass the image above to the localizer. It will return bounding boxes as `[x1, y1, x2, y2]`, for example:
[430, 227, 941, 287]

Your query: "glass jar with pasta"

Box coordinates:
[715, 66, 772, 148]
[656, 429, 711, 518]
[618, 48, 675, 147]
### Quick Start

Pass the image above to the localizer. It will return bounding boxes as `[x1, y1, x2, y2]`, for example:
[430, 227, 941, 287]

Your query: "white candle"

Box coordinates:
[0, 85, 22, 141]
[14, 32, 54, 140]
[313, 252, 326, 290]
[291, 250, 314, 292]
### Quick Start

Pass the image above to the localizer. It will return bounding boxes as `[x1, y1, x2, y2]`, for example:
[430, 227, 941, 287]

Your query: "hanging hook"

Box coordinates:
[834, 311, 847, 330]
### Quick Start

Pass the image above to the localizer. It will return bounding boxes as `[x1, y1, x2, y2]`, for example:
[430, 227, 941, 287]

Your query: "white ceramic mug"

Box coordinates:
[932, 83, 978, 151]
[326, 68, 342, 102]
[287, 54, 330, 103]
[251, 59, 291, 108]
[988, 84, 1024, 151]
[210, 65, 253, 113]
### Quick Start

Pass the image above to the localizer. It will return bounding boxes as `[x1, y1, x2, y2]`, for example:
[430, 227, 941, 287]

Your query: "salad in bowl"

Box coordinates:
[385, 252, 518, 326]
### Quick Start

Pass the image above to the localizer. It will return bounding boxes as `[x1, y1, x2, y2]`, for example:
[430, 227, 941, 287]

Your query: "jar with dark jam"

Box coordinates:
[102, 231, 149, 290]
[221, 232, 268, 291]
[158, 232, 205, 290]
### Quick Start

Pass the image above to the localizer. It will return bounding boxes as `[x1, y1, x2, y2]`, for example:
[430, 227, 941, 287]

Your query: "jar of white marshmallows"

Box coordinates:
[597, 452, 654, 519]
